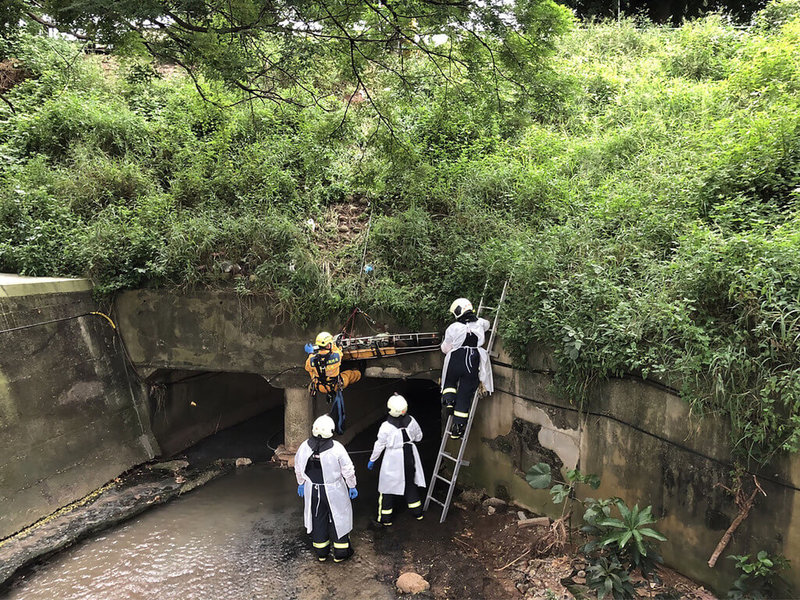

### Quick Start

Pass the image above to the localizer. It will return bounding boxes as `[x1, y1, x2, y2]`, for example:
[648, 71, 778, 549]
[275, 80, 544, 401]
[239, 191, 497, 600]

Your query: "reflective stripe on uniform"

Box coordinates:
[381, 509, 393, 514]
[377, 493, 383, 520]
[442, 387, 457, 395]
[333, 542, 350, 549]
[408, 500, 421, 509]
[313, 540, 330, 548]
[454, 410, 469, 418]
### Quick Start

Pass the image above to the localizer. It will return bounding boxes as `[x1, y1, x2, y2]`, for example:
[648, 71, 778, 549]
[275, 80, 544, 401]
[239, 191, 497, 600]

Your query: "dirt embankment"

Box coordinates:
[374, 489, 716, 600]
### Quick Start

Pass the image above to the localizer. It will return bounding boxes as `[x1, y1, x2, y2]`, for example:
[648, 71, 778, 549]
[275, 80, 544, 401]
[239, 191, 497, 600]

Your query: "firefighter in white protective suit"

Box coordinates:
[294, 415, 358, 562]
[367, 393, 426, 526]
[440, 298, 494, 439]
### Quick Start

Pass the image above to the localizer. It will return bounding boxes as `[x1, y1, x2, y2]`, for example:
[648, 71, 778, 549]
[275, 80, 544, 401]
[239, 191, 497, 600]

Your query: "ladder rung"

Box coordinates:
[483, 305, 497, 311]
[435, 473, 452, 485]
[428, 497, 445, 507]
[441, 452, 469, 466]
[489, 351, 499, 358]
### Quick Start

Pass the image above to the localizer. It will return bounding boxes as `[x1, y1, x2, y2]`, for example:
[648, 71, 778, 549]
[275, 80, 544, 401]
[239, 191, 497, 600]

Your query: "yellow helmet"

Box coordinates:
[315, 331, 334, 350]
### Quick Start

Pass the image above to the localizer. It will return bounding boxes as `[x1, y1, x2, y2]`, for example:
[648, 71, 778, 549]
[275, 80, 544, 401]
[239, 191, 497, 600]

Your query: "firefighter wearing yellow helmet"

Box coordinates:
[304, 331, 364, 434]
[440, 298, 494, 439]
[367, 393, 425, 526]
[305, 331, 363, 393]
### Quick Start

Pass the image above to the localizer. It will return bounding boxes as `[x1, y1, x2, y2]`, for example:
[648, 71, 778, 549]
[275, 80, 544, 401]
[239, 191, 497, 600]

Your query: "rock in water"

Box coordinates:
[235, 458, 253, 467]
[396, 572, 430, 594]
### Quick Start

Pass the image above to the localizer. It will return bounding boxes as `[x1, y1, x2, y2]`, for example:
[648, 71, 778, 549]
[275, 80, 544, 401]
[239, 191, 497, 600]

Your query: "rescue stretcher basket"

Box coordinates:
[337, 332, 441, 361]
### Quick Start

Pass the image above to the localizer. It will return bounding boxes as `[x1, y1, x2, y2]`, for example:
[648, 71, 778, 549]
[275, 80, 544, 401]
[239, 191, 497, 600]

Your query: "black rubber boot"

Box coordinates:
[333, 547, 354, 563]
[450, 422, 466, 439]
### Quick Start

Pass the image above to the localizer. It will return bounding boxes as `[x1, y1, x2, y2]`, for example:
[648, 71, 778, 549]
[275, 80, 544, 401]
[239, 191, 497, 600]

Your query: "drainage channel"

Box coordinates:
[4, 382, 443, 600]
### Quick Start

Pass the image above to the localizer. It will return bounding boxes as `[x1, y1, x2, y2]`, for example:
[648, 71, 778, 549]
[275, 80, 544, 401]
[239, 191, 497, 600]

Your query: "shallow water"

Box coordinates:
[5, 465, 326, 600]
[5, 384, 442, 600]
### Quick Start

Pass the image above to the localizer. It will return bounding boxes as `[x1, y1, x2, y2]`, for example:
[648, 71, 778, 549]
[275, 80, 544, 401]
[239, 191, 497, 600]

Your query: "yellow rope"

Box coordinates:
[89, 311, 117, 330]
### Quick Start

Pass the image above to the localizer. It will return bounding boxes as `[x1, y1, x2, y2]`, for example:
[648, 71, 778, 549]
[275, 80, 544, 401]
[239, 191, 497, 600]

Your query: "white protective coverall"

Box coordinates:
[440, 316, 494, 394]
[294, 439, 356, 540]
[369, 417, 426, 494]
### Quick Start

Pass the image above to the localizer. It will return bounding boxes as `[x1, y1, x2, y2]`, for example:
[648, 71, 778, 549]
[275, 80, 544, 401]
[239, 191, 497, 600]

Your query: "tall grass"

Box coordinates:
[1, 4, 800, 465]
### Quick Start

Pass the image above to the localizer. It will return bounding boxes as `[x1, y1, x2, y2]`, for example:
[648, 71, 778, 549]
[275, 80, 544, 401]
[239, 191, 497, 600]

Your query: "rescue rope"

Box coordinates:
[0, 311, 117, 334]
[357, 206, 373, 287]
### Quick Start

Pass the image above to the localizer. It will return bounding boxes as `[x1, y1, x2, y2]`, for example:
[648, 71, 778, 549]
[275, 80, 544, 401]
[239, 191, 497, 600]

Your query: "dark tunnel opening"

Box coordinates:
[146, 369, 284, 459]
[146, 371, 443, 470]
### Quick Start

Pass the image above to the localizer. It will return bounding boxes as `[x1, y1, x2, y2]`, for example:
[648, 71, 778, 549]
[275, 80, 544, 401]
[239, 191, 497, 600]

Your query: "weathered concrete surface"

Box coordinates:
[461, 342, 800, 594]
[0, 460, 234, 589]
[115, 290, 439, 453]
[0, 274, 92, 298]
[115, 290, 440, 383]
[0, 289, 157, 540]
[284, 386, 313, 452]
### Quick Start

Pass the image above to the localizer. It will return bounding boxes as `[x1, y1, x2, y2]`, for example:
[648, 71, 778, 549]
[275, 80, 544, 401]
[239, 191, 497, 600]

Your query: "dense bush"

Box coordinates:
[1, 3, 800, 468]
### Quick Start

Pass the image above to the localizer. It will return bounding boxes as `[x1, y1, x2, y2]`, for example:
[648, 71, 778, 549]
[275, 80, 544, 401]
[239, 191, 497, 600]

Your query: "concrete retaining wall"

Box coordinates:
[0, 287, 157, 540]
[459, 344, 800, 593]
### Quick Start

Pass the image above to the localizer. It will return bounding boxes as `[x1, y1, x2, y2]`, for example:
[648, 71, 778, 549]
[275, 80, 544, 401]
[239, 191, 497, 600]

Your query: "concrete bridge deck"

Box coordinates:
[114, 289, 441, 451]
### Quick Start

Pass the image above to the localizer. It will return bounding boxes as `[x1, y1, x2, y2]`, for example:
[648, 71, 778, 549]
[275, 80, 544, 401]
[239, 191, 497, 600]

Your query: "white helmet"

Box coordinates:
[312, 415, 335, 438]
[387, 393, 408, 417]
[449, 298, 473, 319]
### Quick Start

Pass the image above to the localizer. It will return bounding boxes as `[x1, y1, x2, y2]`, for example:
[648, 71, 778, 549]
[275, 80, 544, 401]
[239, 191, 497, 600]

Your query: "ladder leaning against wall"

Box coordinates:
[424, 279, 509, 523]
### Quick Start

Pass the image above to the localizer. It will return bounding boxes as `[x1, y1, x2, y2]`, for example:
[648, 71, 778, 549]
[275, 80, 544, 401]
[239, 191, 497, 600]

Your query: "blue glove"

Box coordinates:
[304, 343, 314, 354]
[297, 484, 304, 498]
[349, 487, 358, 499]
[367, 460, 375, 470]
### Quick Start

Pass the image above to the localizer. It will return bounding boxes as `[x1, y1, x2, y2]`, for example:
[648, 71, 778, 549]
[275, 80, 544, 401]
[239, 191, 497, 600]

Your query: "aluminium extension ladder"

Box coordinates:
[423, 279, 509, 523]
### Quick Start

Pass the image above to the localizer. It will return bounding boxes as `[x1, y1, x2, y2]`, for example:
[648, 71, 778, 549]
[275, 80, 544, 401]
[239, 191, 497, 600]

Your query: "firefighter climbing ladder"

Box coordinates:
[423, 279, 509, 523]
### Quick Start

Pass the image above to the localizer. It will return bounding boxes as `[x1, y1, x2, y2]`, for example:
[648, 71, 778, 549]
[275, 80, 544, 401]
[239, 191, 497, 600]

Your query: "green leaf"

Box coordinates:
[597, 517, 626, 529]
[525, 462, 552, 489]
[616, 500, 632, 521]
[551, 484, 570, 504]
[638, 527, 667, 541]
[635, 536, 647, 557]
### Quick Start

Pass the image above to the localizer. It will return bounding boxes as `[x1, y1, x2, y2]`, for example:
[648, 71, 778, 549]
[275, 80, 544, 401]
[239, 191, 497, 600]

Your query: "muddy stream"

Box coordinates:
[4, 396, 447, 600]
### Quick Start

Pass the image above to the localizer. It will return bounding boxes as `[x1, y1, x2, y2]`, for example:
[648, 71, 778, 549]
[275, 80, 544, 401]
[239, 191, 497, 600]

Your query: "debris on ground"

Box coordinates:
[396, 571, 431, 595]
[384, 487, 716, 600]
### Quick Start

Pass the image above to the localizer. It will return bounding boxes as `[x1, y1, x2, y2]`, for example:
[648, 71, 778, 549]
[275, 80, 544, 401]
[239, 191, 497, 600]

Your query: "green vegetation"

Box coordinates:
[526, 463, 667, 597]
[728, 551, 791, 599]
[2, 3, 800, 470]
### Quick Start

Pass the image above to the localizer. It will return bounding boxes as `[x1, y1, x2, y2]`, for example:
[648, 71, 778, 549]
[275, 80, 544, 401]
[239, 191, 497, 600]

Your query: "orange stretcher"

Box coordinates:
[338, 332, 441, 360]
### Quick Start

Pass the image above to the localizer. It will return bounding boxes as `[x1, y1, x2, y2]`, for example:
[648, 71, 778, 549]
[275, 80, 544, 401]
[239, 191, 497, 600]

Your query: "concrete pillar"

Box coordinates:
[284, 387, 312, 452]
